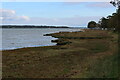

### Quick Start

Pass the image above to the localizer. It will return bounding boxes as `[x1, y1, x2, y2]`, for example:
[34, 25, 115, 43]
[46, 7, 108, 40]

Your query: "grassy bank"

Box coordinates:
[2, 29, 119, 78]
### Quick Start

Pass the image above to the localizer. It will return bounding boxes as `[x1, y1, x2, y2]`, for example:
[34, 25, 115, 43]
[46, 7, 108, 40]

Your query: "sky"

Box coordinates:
[0, 1, 117, 27]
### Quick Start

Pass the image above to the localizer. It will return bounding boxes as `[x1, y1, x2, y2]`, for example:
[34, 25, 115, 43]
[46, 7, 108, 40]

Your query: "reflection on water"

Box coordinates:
[2, 28, 80, 50]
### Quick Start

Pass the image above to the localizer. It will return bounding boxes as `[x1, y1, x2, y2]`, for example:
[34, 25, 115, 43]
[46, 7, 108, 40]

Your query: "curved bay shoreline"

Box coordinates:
[2, 29, 119, 78]
[2, 28, 82, 51]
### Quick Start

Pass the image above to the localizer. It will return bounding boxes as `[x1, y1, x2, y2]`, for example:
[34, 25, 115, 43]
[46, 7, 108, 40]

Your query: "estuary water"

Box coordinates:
[2, 28, 81, 50]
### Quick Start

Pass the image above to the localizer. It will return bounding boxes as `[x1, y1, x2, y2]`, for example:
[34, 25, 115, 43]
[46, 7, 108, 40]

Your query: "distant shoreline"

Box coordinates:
[1, 25, 69, 28]
[0, 25, 86, 29]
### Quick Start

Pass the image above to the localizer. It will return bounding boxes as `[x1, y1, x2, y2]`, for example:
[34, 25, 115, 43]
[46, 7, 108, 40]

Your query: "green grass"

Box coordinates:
[83, 53, 118, 78]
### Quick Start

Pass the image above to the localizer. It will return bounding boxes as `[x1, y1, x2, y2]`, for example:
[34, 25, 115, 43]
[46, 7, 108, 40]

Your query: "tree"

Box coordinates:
[98, 17, 108, 30]
[110, 0, 120, 31]
[87, 21, 97, 28]
[97, 0, 120, 31]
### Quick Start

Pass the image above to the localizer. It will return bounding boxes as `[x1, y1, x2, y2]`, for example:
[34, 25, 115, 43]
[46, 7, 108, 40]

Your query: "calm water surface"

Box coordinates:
[2, 28, 81, 50]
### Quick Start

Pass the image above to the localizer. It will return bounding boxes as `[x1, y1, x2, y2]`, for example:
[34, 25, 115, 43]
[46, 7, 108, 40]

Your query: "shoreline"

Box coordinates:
[2, 29, 118, 78]
[1, 44, 56, 51]
[2, 29, 82, 51]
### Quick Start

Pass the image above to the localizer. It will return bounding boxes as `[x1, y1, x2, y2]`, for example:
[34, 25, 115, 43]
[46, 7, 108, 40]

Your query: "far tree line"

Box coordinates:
[88, 8, 120, 32]
[1, 25, 69, 28]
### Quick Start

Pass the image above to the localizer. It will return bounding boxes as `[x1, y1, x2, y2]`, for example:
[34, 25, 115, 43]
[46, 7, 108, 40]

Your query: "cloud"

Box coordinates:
[0, 9, 30, 21]
[87, 2, 113, 8]
[1, 9, 101, 27]
[0, 9, 16, 17]
[62, 0, 110, 2]
[2, 0, 110, 2]
[2, 15, 101, 26]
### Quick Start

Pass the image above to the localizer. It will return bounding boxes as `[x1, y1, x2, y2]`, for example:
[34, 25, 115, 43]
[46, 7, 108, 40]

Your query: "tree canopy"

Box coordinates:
[87, 21, 97, 28]
[97, 8, 120, 31]
[87, 1, 120, 31]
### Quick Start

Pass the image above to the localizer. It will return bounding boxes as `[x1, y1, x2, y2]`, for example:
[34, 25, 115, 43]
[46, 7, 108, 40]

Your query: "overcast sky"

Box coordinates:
[0, 1, 117, 27]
